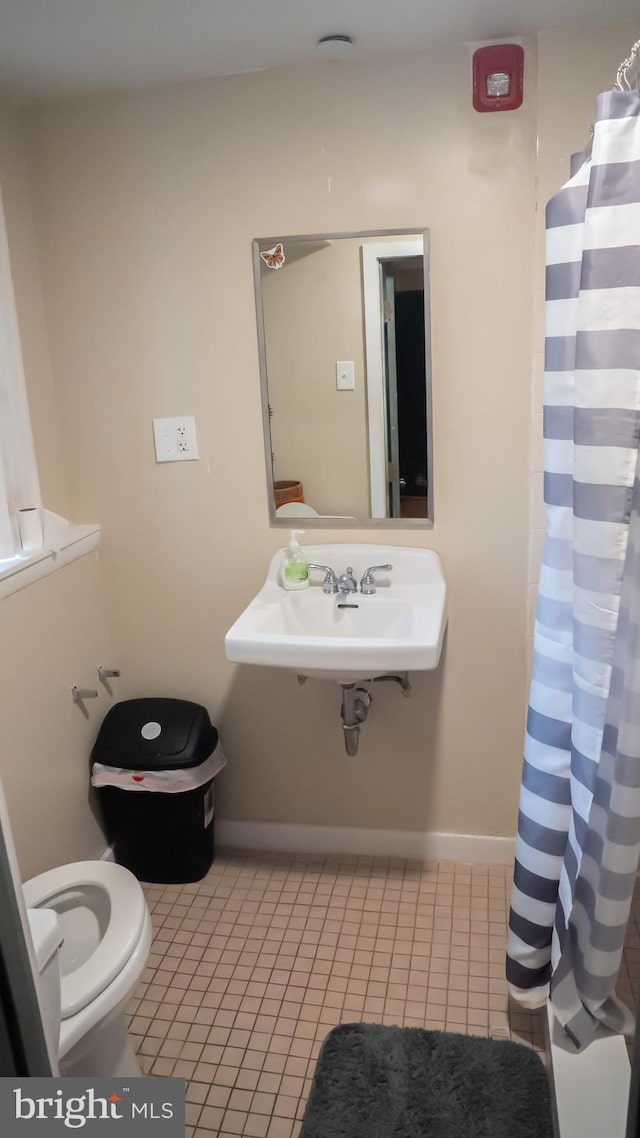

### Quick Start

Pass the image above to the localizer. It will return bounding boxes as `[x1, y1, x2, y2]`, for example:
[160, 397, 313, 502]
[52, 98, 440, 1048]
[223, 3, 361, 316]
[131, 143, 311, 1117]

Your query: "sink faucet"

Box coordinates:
[359, 564, 393, 595]
[308, 563, 392, 597]
[308, 564, 339, 594]
[337, 567, 358, 597]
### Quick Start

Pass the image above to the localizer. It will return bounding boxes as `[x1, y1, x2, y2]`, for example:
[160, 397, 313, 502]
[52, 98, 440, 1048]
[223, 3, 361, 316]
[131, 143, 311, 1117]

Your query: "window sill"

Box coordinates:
[0, 523, 101, 601]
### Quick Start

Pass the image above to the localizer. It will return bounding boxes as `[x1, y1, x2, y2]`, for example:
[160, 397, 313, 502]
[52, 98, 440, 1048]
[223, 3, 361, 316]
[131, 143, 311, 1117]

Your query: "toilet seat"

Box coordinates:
[23, 861, 147, 1019]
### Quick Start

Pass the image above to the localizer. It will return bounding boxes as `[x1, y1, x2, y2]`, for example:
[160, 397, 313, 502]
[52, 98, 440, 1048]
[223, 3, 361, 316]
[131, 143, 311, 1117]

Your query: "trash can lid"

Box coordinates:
[91, 698, 218, 771]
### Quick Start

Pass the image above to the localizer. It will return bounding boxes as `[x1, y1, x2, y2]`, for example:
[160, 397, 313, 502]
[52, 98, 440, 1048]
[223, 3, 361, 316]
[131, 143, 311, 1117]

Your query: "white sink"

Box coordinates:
[225, 544, 447, 682]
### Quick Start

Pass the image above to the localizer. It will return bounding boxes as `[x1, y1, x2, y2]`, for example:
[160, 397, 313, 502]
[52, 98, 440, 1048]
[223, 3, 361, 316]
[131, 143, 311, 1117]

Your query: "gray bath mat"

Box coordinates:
[300, 1023, 553, 1138]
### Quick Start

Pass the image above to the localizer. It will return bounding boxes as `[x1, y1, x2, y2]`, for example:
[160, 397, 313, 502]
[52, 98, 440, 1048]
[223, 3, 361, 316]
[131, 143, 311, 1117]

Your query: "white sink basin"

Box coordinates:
[225, 544, 447, 682]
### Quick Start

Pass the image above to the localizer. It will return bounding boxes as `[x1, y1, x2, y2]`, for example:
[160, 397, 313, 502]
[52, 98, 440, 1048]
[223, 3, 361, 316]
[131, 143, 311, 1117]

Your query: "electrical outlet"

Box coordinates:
[153, 416, 200, 462]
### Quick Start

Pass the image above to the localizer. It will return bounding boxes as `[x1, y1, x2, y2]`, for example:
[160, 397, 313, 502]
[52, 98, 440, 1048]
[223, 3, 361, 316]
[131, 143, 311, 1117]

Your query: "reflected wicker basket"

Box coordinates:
[274, 480, 305, 508]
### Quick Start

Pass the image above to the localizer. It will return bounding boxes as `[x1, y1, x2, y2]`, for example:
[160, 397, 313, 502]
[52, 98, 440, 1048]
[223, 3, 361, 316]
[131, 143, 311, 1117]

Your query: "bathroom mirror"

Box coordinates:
[253, 228, 433, 526]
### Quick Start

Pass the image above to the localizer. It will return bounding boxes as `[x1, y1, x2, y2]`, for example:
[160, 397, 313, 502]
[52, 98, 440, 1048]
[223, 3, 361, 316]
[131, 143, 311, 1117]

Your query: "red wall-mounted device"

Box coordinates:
[472, 44, 524, 112]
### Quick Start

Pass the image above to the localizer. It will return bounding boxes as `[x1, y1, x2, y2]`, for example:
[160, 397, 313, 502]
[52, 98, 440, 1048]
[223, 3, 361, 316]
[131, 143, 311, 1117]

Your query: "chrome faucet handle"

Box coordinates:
[308, 564, 339, 594]
[337, 567, 358, 594]
[359, 564, 393, 595]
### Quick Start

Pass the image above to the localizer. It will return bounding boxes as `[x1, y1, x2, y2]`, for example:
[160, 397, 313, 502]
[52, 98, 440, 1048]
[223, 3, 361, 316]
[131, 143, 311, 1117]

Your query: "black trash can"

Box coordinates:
[91, 698, 222, 884]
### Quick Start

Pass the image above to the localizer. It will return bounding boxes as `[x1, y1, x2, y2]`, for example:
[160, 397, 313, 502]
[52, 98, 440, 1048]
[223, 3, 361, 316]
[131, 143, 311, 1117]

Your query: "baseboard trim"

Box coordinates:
[215, 821, 515, 865]
[100, 844, 115, 862]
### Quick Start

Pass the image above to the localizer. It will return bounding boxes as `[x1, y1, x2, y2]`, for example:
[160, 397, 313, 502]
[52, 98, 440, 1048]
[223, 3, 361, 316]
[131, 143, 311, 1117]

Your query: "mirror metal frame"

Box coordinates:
[252, 228, 434, 529]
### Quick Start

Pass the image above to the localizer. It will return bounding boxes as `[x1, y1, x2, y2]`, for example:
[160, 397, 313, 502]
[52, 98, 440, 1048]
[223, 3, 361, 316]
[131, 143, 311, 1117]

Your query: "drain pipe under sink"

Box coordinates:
[340, 684, 372, 756]
[297, 673, 412, 755]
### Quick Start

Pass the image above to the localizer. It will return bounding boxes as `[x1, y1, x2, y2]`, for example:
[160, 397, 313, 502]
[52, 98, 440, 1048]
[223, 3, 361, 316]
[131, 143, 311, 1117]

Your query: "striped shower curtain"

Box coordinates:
[507, 89, 640, 1050]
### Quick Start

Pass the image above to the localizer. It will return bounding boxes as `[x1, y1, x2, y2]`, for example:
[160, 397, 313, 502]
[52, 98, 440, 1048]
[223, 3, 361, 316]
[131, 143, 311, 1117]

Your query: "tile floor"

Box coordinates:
[127, 849, 550, 1137]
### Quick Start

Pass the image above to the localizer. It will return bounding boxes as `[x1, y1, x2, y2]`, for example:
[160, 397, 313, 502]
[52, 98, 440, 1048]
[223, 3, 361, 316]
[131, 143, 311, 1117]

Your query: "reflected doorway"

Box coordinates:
[362, 238, 429, 519]
[381, 259, 428, 519]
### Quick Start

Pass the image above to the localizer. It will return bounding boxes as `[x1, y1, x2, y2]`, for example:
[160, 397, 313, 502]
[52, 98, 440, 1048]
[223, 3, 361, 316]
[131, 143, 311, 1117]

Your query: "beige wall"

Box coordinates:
[262, 238, 369, 517]
[20, 44, 537, 839]
[0, 555, 122, 880]
[0, 106, 120, 879]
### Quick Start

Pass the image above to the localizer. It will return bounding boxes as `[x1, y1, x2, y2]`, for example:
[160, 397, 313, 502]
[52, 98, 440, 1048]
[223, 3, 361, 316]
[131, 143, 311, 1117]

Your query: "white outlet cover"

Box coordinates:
[336, 360, 355, 390]
[153, 416, 200, 462]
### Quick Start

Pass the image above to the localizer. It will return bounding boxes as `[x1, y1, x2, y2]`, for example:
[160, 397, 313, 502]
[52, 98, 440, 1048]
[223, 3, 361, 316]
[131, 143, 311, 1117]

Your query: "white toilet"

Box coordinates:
[24, 860, 152, 1077]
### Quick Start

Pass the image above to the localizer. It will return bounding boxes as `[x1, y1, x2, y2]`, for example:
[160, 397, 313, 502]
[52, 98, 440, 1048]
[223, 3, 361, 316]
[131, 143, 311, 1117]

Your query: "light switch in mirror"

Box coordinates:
[252, 229, 433, 527]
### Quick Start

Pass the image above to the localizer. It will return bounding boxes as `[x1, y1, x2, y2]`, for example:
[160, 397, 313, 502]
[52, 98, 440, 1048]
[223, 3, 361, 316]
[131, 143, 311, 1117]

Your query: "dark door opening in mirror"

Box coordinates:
[382, 258, 427, 519]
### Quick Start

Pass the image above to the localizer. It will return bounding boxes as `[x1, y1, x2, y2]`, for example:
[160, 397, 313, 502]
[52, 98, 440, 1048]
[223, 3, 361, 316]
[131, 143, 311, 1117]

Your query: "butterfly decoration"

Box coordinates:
[260, 242, 285, 270]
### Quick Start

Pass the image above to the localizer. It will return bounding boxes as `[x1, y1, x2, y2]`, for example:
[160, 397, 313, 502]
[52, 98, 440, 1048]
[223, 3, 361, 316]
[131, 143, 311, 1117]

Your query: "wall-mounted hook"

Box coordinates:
[71, 686, 98, 704]
[98, 666, 121, 681]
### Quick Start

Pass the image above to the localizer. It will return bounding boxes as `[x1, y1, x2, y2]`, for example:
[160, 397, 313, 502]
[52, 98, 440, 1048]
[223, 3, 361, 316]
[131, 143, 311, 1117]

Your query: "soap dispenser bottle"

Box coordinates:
[281, 530, 309, 590]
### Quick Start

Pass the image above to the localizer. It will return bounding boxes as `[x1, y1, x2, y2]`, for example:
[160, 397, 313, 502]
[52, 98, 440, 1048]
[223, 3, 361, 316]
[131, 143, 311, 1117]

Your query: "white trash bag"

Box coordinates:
[91, 743, 227, 793]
